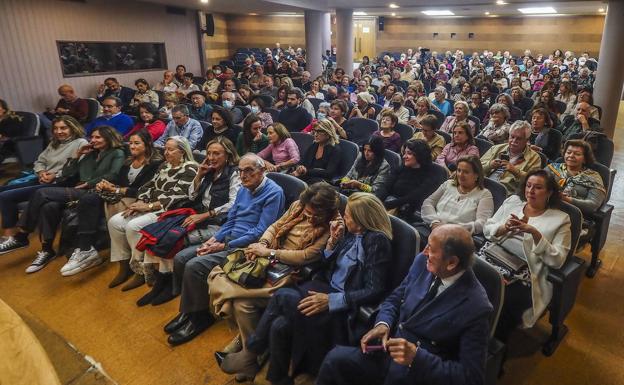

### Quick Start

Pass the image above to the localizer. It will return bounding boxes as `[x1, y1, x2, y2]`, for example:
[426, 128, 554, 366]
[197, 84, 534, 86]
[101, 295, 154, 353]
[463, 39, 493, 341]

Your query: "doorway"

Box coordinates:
[353, 19, 376, 63]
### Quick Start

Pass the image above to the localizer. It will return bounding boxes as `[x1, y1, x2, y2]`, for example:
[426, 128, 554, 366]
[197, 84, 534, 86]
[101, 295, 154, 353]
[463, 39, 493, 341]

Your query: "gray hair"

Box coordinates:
[434, 86, 447, 94]
[511, 86, 526, 98]
[488, 103, 510, 120]
[496, 93, 513, 107]
[172, 104, 190, 116]
[509, 120, 531, 139]
[240, 153, 266, 170]
[454, 100, 470, 112]
[166, 136, 195, 163]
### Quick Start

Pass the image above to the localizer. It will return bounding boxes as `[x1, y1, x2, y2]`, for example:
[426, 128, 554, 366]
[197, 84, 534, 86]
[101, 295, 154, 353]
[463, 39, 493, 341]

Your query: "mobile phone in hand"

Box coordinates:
[364, 344, 385, 353]
[499, 153, 509, 161]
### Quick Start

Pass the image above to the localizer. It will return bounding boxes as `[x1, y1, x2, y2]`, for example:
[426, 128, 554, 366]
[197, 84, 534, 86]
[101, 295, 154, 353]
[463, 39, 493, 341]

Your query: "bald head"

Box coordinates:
[429, 224, 475, 272]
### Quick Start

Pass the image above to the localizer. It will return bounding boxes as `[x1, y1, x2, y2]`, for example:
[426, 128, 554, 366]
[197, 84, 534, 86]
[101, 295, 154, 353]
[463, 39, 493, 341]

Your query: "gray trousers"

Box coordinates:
[173, 245, 230, 314]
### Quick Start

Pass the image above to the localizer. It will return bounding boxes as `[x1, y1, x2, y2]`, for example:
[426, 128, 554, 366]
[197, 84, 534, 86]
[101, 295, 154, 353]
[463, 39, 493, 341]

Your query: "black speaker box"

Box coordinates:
[205, 13, 215, 36]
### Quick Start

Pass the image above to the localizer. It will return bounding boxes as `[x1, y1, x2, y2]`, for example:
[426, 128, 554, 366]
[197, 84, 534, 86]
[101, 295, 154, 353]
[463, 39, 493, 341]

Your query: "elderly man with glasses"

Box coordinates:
[84, 96, 133, 136]
[154, 104, 203, 149]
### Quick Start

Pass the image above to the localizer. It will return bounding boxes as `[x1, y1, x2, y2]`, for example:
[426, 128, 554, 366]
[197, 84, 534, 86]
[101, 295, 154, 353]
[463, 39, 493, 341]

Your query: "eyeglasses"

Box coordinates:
[172, 115, 185, 120]
[238, 167, 258, 175]
[102, 104, 116, 108]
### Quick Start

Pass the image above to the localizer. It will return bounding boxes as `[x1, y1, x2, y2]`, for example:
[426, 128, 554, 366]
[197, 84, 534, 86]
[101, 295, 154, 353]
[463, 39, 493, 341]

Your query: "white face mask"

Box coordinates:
[521, 76, 527, 81]
[214, 69, 222, 75]
[223, 100, 234, 109]
[251, 105, 260, 114]
[317, 112, 326, 120]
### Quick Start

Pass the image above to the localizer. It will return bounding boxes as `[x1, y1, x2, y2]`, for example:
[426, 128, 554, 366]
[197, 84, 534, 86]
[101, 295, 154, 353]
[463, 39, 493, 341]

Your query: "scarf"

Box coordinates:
[547, 163, 605, 197]
[269, 201, 334, 251]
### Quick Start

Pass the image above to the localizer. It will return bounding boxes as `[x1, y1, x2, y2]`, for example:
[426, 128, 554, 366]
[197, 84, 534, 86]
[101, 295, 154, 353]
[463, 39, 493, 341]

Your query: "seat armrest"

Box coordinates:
[357, 304, 379, 325]
[297, 261, 323, 281]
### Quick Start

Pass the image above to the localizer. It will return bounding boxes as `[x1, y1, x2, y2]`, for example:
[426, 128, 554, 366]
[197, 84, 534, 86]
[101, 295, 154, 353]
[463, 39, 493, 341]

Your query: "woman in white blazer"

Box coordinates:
[483, 169, 571, 342]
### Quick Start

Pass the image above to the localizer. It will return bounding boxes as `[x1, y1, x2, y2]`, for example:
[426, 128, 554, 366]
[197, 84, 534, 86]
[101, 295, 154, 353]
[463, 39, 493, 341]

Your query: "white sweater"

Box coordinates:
[33, 138, 89, 175]
[484, 195, 571, 327]
[421, 180, 494, 234]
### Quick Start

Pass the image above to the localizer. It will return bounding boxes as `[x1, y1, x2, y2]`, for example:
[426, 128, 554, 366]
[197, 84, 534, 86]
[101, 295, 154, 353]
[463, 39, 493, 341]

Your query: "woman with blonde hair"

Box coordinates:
[242, 192, 392, 384]
[291, 119, 340, 184]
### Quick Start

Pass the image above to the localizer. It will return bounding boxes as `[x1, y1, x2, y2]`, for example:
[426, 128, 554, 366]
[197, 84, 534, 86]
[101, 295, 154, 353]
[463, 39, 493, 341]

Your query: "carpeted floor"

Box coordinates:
[1, 103, 623, 385]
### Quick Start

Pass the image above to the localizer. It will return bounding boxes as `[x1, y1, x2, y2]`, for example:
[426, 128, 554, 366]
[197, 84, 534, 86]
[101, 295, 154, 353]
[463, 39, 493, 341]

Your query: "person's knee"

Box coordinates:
[270, 315, 291, 338]
[108, 213, 125, 231]
[78, 193, 100, 207]
[184, 258, 212, 281]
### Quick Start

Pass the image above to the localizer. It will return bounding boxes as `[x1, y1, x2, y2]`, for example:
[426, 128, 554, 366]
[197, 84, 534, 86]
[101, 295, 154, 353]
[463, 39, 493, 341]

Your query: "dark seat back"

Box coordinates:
[264, 107, 280, 122]
[266, 172, 307, 207]
[467, 115, 481, 135]
[388, 216, 420, 290]
[14, 111, 40, 136]
[308, 97, 324, 112]
[394, 123, 414, 144]
[484, 177, 508, 213]
[344, 118, 378, 146]
[558, 201, 582, 259]
[436, 130, 451, 144]
[587, 162, 613, 202]
[384, 149, 401, 171]
[334, 140, 359, 180]
[290, 132, 314, 157]
[428, 109, 445, 130]
[473, 258, 504, 338]
[475, 137, 493, 157]
[85, 98, 100, 123]
[154, 90, 166, 109]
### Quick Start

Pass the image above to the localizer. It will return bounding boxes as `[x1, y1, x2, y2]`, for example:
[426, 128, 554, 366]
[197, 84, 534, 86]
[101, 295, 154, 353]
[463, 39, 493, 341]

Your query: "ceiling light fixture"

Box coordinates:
[598, 8, 605, 12]
[389, 3, 399, 8]
[496, 1, 507, 5]
[518, 7, 557, 14]
[391, 12, 396, 16]
[422, 10, 455, 16]
[200, 0, 208, 3]
[485, 11, 490, 15]
[353, 11, 368, 16]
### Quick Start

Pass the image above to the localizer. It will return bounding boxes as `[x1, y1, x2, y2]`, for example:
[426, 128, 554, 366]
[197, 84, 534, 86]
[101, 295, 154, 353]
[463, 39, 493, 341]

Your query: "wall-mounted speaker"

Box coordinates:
[450, 33, 456, 38]
[165, 6, 186, 15]
[433, 32, 439, 38]
[378, 16, 385, 31]
[204, 13, 215, 36]
[468, 33, 475, 39]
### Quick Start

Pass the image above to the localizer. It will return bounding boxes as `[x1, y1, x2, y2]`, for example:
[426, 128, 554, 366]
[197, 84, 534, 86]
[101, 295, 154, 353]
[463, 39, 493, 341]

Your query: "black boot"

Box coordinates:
[136, 271, 166, 307]
[151, 273, 177, 305]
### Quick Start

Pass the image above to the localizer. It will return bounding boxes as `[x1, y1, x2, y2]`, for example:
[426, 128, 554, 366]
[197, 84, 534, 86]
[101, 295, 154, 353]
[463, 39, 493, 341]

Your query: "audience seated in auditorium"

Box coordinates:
[0, 99, 27, 163]
[125, 102, 166, 141]
[236, 114, 268, 156]
[439, 100, 476, 135]
[108, 136, 198, 301]
[348, 92, 377, 120]
[412, 115, 445, 159]
[257, 123, 300, 172]
[453, 82, 473, 102]
[469, 92, 489, 123]
[1, 126, 125, 273]
[213, 183, 340, 381]
[481, 121, 541, 196]
[259, 75, 279, 99]
[154, 104, 203, 150]
[278, 88, 312, 133]
[576, 89, 600, 121]
[158, 93, 178, 120]
[291, 120, 340, 184]
[96, 77, 134, 111]
[244, 192, 392, 384]
[155, 70, 179, 94]
[164, 153, 284, 346]
[198, 107, 240, 151]
[85, 96, 134, 137]
[558, 102, 601, 141]
[0, 116, 87, 250]
[372, 111, 403, 153]
[529, 107, 560, 161]
[305, 80, 325, 100]
[421, 155, 493, 237]
[432, 86, 453, 116]
[174, 65, 187, 86]
[221, 91, 245, 125]
[479, 103, 511, 144]
[178, 73, 200, 97]
[482, 169, 571, 343]
[317, 224, 492, 385]
[436, 121, 480, 171]
[377, 93, 410, 124]
[340, 136, 392, 198]
[381, 139, 441, 221]
[62, 130, 163, 279]
[546, 139, 606, 217]
[188, 91, 213, 122]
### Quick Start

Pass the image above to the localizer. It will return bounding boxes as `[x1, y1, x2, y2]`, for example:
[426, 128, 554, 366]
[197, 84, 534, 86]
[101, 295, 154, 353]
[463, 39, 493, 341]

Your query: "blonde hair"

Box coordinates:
[347, 193, 393, 239]
[50, 115, 85, 149]
[314, 119, 340, 146]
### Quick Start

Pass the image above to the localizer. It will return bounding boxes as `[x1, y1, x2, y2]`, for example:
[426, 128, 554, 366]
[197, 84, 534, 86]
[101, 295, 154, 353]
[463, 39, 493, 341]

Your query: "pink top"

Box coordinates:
[436, 143, 480, 167]
[257, 137, 301, 165]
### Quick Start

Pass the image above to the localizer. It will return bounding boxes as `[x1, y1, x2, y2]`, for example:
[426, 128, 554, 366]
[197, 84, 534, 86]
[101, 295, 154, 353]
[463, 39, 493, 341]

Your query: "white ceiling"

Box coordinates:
[142, 0, 608, 17]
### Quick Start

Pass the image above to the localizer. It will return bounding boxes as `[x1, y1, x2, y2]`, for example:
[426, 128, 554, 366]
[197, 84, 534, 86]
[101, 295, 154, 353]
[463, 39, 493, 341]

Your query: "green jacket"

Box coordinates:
[62, 148, 125, 187]
[236, 132, 269, 156]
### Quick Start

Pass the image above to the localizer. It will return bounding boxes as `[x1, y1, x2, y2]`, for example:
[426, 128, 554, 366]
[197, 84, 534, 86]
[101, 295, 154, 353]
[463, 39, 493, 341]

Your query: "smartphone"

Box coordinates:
[499, 153, 510, 161]
[364, 344, 385, 353]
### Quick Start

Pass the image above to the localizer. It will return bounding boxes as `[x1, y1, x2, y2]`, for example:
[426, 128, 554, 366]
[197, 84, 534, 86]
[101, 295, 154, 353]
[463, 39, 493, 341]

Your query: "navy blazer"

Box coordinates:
[98, 86, 135, 108]
[376, 253, 493, 385]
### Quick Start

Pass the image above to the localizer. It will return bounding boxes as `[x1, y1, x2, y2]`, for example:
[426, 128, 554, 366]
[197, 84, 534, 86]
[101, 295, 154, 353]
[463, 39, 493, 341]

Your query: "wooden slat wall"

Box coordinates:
[377, 16, 605, 57]
[226, 15, 307, 53]
[0, 0, 201, 113]
[204, 14, 230, 67]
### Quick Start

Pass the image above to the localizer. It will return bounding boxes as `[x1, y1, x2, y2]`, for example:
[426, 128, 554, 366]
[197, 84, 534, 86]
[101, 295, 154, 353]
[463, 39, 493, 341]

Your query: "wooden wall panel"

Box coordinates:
[204, 13, 230, 67]
[226, 15, 306, 52]
[0, 0, 201, 113]
[377, 15, 605, 57]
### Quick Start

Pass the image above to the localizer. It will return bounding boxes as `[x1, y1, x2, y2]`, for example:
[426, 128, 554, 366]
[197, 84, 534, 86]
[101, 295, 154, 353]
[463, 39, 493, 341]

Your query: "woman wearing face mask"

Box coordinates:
[258, 123, 300, 173]
[125, 102, 166, 141]
[61, 130, 163, 281]
[377, 93, 409, 124]
[249, 96, 273, 130]
[198, 107, 240, 152]
[0, 116, 88, 249]
[339, 136, 392, 198]
[0, 126, 125, 273]
[236, 114, 268, 156]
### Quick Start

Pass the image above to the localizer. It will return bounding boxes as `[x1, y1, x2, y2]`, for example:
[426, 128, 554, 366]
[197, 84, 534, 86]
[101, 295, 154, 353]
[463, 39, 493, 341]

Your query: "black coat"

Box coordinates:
[118, 160, 162, 198]
[299, 143, 340, 184]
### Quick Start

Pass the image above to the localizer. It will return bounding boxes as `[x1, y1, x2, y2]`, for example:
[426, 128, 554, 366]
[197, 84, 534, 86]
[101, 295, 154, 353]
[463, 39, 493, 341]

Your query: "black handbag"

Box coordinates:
[482, 242, 528, 275]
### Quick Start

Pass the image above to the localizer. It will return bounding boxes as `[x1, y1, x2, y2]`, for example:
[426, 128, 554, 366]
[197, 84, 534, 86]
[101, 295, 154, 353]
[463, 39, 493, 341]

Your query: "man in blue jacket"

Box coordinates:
[96, 77, 135, 110]
[164, 153, 285, 346]
[317, 224, 493, 385]
[84, 96, 134, 136]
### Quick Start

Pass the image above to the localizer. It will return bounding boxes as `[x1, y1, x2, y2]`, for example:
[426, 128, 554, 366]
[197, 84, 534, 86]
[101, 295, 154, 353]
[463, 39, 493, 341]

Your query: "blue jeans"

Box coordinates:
[0, 181, 50, 229]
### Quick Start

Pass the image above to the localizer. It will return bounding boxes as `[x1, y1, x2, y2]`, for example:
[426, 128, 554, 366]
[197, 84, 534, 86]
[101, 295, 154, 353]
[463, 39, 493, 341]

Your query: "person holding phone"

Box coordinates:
[316, 224, 492, 385]
[480, 121, 542, 196]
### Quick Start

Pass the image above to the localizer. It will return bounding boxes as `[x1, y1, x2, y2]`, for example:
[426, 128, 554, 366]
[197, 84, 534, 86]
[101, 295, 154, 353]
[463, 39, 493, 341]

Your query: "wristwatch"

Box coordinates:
[269, 250, 277, 261]
[148, 203, 154, 210]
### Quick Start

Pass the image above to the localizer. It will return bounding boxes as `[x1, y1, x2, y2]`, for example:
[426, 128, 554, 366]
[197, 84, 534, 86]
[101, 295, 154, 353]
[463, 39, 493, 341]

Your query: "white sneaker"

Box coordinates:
[61, 247, 103, 276]
[25, 251, 56, 274]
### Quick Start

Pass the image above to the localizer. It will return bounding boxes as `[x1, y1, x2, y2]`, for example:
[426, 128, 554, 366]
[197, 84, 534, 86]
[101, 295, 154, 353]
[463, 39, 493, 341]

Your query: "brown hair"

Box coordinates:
[563, 139, 596, 166]
[452, 155, 485, 189]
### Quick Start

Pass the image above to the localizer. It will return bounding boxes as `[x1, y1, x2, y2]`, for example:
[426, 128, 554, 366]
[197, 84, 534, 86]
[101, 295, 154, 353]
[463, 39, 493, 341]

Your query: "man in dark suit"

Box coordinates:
[96, 77, 135, 111]
[317, 224, 493, 385]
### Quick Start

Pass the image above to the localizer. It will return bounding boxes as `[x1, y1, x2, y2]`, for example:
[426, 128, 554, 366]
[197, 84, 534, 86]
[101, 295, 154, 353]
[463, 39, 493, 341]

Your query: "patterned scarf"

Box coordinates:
[269, 201, 338, 250]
